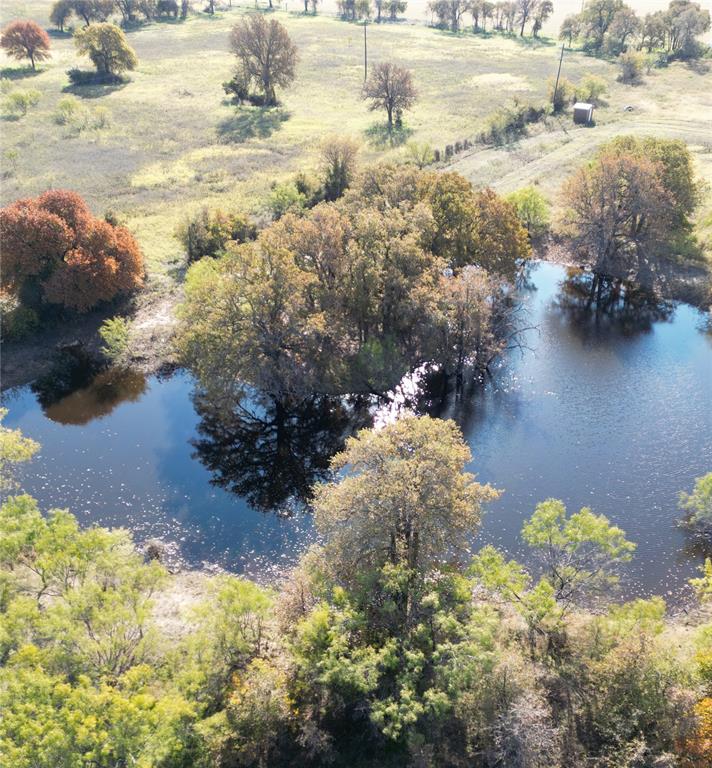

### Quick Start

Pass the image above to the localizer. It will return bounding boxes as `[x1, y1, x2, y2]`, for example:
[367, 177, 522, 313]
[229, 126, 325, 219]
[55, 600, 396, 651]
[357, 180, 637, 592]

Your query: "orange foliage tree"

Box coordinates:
[680, 697, 712, 767]
[0, 190, 143, 312]
[0, 20, 51, 70]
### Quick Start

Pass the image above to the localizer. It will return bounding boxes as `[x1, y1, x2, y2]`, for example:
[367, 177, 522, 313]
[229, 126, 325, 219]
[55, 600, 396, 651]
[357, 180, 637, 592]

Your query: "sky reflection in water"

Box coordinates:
[3, 262, 711, 595]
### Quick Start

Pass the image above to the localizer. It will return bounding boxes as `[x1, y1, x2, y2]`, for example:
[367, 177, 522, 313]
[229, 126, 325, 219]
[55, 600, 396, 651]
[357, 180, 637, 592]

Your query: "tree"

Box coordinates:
[362, 62, 416, 132]
[515, 0, 540, 36]
[319, 136, 359, 201]
[423, 172, 530, 277]
[0, 190, 144, 312]
[74, 23, 138, 79]
[606, 6, 640, 53]
[641, 10, 667, 51]
[58, 0, 114, 26]
[428, 0, 469, 31]
[521, 498, 636, 608]
[532, 0, 553, 37]
[560, 148, 678, 277]
[667, 0, 710, 58]
[387, 0, 407, 21]
[50, 0, 74, 31]
[0, 20, 51, 71]
[177, 237, 328, 400]
[437, 266, 502, 388]
[506, 186, 550, 237]
[314, 415, 499, 588]
[606, 136, 699, 232]
[579, 0, 625, 51]
[680, 473, 712, 531]
[0, 409, 39, 491]
[227, 15, 298, 107]
[560, 13, 582, 45]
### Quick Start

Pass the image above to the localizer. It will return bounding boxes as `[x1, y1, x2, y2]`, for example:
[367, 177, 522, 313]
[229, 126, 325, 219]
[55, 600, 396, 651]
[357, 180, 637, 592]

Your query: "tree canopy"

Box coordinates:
[0, 20, 50, 70]
[559, 136, 700, 277]
[1, 419, 710, 767]
[362, 61, 417, 131]
[176, 164, 529, 401]
[226, 15, 298, 106]
[0, 190, 144, 312]
[74, 22, 138, 78]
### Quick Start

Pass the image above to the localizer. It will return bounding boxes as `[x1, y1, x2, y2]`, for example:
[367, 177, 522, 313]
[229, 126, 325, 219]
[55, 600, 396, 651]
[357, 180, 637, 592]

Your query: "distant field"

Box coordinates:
[1, 3, 710, 286]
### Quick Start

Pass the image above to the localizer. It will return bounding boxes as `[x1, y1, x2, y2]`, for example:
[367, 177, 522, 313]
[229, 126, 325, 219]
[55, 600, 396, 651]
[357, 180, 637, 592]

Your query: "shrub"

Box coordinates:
[0, 296, 39, 341]
[575, 74, 607, 104]
[176, 208, 256, 262]
[548, 76, 576, 113]
[54, 95, 79, 125]
[618, 51, 644, 84]
[67, 68, 122, 86]
[54, 95, 110, 132]
[506, 187, 551, 237]
[406, 141, 435, 169]
[268, 182, 307, 219]
[2, 148, 19, 177]
[479, 100, 547, 145]
[99, 316, 131, 362]
[2, 89, 40, 119]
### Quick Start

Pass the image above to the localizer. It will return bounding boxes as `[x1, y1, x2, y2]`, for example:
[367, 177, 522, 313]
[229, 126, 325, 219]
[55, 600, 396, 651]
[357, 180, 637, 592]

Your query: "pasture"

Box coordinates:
[1, 2, 710, 289]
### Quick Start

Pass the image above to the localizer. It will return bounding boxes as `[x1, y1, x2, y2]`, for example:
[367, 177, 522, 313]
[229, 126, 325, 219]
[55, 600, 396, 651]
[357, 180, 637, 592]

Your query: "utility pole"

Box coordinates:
[552, 43, 564, 108]
[364, 21, 368, 82]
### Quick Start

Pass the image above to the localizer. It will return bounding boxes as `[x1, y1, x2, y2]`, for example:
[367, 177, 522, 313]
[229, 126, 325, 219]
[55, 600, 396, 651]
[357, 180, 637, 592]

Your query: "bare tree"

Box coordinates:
[228, 14, 298, 106]
[362, 61, 416, 131]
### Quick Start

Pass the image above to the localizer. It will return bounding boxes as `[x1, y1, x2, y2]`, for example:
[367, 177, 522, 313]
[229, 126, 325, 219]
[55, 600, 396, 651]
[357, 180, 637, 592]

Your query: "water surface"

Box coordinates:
[3, 263, 711, 594]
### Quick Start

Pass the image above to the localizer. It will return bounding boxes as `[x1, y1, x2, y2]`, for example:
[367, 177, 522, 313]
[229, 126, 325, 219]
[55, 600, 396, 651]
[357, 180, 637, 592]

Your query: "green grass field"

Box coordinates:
[1, 3, 710, 289]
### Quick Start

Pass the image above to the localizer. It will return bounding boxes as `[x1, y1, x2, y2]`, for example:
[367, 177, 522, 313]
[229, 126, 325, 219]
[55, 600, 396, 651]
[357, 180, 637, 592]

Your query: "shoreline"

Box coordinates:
[2, 248, 709, 393]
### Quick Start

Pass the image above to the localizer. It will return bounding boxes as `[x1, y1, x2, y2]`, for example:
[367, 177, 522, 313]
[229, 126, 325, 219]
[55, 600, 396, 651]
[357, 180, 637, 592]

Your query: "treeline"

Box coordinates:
[560, 0, 710, 61]
[428, 0, 553, 37]
[1, 413, 711, 767]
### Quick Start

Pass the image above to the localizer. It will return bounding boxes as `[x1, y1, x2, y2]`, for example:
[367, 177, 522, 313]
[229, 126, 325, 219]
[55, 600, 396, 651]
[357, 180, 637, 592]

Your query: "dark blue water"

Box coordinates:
[3, 262, 712, 594]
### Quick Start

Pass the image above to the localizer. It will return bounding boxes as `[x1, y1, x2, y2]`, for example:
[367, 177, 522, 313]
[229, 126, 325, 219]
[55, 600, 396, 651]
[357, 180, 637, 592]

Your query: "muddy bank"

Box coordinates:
[1, 285, 181, 392]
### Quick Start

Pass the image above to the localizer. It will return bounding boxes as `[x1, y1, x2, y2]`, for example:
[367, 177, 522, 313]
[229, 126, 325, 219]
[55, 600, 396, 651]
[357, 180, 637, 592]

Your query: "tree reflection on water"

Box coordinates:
[191, 391, 373, 515]
[556, 268, 674, 336]
[32, 354, 147, 426]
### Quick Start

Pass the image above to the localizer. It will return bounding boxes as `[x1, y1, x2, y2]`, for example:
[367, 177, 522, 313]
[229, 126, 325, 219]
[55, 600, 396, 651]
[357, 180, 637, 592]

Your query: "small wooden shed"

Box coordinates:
[573, 102, 594, 125]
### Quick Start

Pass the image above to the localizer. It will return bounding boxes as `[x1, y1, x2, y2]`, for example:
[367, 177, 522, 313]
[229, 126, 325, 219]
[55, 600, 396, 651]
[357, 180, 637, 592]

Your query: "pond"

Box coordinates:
[3, 262, 712, 595]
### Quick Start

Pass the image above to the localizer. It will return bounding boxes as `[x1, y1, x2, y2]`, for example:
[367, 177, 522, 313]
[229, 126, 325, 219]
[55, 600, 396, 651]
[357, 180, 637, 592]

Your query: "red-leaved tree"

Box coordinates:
[0, 20, 51, 70]
[0, 190, 144, 312]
